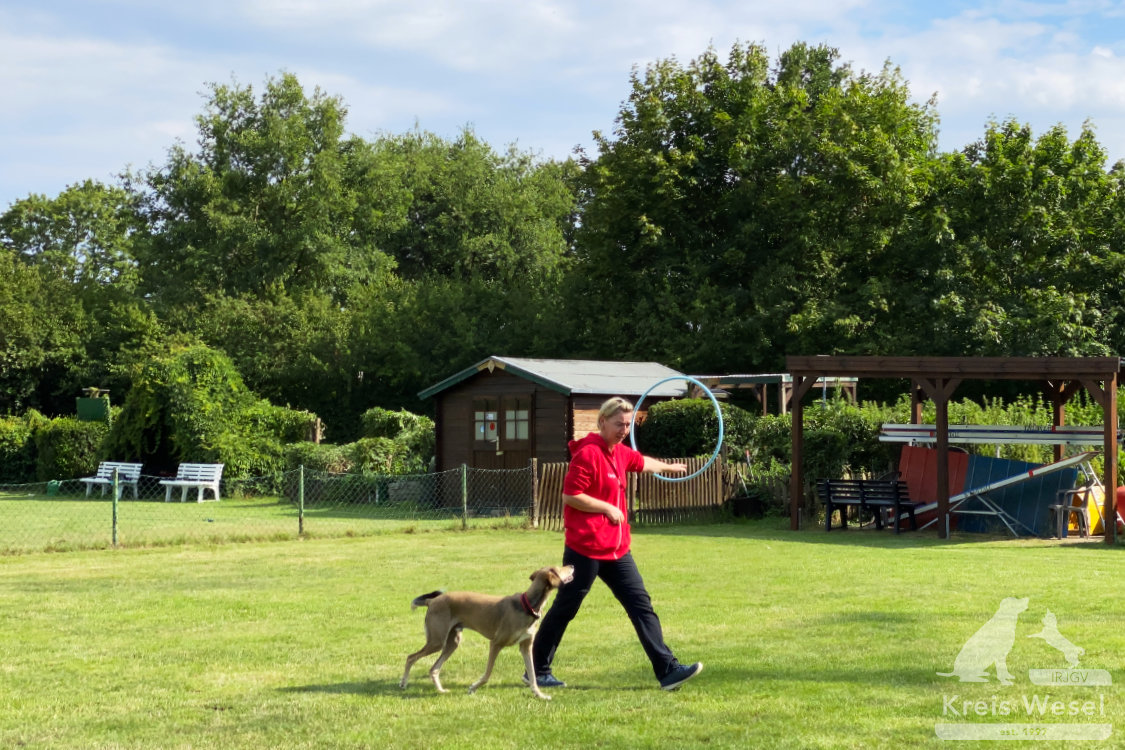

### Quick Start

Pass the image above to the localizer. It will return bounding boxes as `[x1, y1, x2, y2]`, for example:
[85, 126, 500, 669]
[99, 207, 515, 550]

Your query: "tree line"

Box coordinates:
[4, 41, 1125, 441]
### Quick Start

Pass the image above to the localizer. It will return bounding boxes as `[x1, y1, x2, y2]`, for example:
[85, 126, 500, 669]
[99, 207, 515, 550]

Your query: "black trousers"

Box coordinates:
[532, 546, 678, 680]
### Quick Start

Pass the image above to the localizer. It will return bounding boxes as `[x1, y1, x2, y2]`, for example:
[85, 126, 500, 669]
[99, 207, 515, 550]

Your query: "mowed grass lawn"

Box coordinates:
[2, 520, 1123, 749]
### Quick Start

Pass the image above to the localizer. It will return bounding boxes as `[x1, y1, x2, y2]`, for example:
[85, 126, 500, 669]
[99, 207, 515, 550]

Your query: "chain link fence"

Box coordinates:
[0, 464, 536, 554]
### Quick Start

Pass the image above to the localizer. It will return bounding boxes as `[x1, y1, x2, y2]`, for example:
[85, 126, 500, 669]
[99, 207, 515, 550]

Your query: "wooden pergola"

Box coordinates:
[786, 356, 1123, 544]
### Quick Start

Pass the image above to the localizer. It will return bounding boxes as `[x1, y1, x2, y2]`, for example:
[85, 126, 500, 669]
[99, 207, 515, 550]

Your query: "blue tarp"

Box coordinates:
[955, 455, 1078, 536]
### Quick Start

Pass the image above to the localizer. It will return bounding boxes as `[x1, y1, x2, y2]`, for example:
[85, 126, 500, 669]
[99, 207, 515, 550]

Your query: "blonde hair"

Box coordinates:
[597, 397, 634, 426]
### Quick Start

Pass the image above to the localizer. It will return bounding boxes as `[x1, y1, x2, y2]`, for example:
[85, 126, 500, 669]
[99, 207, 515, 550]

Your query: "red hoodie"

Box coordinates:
[562, 432, 645, 560]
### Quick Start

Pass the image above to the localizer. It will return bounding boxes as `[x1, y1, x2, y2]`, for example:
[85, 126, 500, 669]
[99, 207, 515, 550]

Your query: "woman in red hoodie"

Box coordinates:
[528, 397, 704, 691]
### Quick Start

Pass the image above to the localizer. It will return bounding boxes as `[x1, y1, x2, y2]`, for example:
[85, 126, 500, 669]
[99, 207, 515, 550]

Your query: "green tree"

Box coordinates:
[891, 119, 1118, 356]
[135, 73, 391, 307]
[187, 289, 359, 438]
[0, 180, 142, 290]
[368, 128, 578, 285]
[0, 181, 161, 408]
[0, 251, 85, 413]
[571, 42, 937, 371]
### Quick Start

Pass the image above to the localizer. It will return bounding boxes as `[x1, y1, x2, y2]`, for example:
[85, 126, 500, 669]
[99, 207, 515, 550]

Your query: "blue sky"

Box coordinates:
[3, 0, 1125, 210]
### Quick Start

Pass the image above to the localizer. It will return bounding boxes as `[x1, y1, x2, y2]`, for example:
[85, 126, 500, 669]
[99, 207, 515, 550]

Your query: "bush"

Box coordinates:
[351, 437, 424, 475]
[105, 342, 321, 480]
[0, 414, 37, 482]
[634, 399, 753, 458]
[359, 407, 435, 470]
[33, 416, 108, 481]
[246, 401, 317, 444]
[284, 442, 353, 474]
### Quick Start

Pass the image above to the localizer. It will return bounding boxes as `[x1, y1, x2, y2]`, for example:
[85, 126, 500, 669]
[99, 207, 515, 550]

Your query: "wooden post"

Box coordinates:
[916, 377, 960, 539]
[935, 386, 950, 539]
[1104, 375, 1118, 545]
[788, 374, 816, 531]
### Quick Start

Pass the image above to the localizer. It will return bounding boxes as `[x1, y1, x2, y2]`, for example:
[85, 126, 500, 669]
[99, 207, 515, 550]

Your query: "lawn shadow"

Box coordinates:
[281, 678, 648, 698]
[280, 679, 392, 696]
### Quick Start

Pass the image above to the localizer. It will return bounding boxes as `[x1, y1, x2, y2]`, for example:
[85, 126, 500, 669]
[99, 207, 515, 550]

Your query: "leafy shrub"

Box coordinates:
[359, 407, 435, 469]
[283, 442, 353, 474]
[33, 416, 108, 481]
[0, 414, 36, 482]
[634, 399, 753, 458]
[351, 437, 421, 475]
[246, 401, 317, 444]
[105, 342, 320, 479]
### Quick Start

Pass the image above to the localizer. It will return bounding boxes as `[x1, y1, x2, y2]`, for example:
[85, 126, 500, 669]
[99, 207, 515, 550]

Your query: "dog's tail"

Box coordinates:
[410, 590, 444, 611]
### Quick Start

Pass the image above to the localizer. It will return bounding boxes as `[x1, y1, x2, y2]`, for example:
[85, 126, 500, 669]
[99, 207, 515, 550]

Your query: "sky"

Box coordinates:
[3, 0, 1125, 211]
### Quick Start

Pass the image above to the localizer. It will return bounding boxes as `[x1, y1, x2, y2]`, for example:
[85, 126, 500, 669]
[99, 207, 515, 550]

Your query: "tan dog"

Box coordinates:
[400, 565, 575, 700]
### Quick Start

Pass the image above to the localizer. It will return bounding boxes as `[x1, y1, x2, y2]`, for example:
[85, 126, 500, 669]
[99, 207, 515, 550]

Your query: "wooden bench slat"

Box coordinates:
[817, 478, 920, 534]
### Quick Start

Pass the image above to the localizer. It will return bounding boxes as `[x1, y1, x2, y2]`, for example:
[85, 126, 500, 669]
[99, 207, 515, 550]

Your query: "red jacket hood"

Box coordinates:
[568, 431, 609, 459]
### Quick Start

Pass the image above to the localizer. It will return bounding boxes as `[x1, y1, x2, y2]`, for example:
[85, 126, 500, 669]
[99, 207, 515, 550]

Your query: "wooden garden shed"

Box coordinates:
[418, 356, 688, 472]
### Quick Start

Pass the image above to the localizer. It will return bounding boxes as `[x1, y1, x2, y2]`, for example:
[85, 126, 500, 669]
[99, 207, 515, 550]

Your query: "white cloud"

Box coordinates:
[5, 0, 1125, 207]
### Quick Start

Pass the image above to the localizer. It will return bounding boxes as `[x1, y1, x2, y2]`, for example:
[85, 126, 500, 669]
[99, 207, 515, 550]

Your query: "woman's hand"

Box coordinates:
[643, 457, 687, 475]
[604, 503, 626, 525]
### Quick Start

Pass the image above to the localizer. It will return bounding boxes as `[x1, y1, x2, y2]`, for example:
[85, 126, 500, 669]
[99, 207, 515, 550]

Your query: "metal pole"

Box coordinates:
[111, 468, 119, 547]
[461, 464, 468, 530]
[530, 458, 539, 529]
[298, 465, 305, 536]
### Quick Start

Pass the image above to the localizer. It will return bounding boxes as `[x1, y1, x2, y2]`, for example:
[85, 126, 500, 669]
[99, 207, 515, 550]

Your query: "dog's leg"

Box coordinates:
[401, 639, 444, 689]
[468, 640, 504, 695]
[427, 627, 462, 693]
[519, 639, 550, 700]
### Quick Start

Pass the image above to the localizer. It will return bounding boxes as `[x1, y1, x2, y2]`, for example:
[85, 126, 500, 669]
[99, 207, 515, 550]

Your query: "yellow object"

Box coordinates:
[1067, 486, 1106, 535]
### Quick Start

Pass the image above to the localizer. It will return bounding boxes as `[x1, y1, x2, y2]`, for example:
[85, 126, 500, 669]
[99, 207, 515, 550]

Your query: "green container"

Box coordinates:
[76, 396, 111, 423]
[47, 480, 61, 496]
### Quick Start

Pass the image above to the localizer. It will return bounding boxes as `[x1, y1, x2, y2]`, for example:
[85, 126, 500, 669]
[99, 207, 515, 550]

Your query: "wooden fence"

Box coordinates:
[533, 456, 729, 530]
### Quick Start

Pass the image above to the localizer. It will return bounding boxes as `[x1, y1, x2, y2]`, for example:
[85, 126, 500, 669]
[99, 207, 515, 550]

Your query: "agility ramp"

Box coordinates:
[911, 451, 1098, 537]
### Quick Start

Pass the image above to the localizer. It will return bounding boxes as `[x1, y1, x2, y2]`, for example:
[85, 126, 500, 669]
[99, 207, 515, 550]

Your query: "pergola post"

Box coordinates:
[915, 377, 960, 539]
[1082, 376, 1120, 545]
[789, 375, 816, 531]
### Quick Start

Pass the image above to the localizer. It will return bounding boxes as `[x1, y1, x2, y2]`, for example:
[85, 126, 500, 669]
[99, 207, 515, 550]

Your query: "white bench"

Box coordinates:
[80, 462, 143, 499]
[160, 463, 224, 503]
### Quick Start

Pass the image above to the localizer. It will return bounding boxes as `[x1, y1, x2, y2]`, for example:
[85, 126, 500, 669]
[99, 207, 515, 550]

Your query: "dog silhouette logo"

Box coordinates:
[1028, 609, 1085, 668]
[937, 596, 1029, 685]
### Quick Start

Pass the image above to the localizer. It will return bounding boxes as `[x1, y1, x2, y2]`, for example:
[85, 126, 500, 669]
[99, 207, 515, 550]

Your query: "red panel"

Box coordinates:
[898, 444, 968, 503]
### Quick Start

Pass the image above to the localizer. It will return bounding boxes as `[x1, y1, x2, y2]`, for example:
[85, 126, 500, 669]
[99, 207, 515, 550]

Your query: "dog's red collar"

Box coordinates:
[520, 592, 540, 619]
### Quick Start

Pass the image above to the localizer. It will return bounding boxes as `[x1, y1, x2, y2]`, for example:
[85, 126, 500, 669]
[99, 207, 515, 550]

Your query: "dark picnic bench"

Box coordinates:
[817, 478, 920, 533]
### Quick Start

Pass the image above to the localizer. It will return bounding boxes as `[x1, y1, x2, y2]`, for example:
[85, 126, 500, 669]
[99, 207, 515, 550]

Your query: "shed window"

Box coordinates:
[504, 398, 530, 441]
[473, 398, 499, 442]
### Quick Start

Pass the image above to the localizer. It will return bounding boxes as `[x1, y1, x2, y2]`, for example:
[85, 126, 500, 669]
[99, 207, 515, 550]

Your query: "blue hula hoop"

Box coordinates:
[629, 375, 724, 483]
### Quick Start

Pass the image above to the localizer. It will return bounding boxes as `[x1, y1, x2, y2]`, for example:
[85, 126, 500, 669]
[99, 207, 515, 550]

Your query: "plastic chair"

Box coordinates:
[1050, 486, 1091, 538]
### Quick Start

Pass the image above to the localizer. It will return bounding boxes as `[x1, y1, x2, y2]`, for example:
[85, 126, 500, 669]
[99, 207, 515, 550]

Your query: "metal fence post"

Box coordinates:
[530, 458, 539, 529]
[111, 468, 119, 547]
[298, 465, 305, 536]
[461, 464, 468, 530]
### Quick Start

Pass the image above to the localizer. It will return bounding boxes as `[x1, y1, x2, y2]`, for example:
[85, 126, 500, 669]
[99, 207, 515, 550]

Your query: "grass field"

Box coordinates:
[1, 519, 1122, 749]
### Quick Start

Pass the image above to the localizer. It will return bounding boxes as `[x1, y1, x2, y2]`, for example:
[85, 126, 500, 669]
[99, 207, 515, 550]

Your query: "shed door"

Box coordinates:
[471, 394, 533, 470]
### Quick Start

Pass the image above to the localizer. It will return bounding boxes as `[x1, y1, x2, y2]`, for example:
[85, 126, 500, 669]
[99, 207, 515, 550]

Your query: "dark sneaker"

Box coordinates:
[659, 662, 703, 691]
[522, 672, 566, 688]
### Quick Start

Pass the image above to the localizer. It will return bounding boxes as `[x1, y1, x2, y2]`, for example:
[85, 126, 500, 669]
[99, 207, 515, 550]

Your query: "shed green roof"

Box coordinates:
[418, 356, 689, 400]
